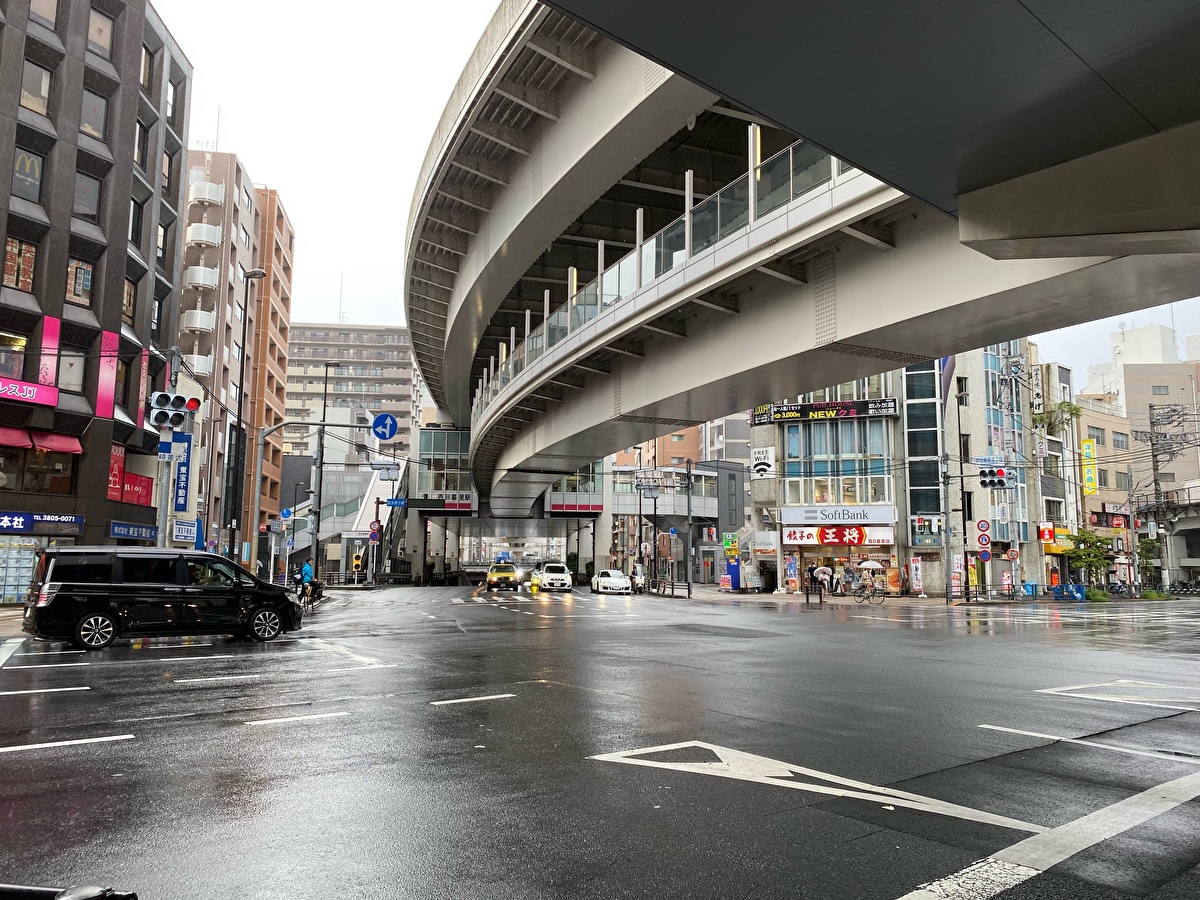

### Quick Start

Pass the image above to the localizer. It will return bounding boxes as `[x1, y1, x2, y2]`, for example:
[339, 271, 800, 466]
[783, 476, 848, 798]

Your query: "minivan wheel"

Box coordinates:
[75, 612, 117, 650]
[248, 606, 283, 641]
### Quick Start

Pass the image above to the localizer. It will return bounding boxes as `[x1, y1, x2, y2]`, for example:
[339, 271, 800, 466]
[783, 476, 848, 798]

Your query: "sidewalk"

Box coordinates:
[0, 605, 25, 639]
[652, 582, 1100, 609]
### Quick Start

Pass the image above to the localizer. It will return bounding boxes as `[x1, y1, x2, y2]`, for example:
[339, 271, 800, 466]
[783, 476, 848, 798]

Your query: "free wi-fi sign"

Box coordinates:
[751, 447, 776, 479]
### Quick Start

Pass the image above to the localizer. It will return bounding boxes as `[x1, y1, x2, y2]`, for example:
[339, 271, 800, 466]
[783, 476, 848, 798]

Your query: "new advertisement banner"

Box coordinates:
[769, 398, 899, 421]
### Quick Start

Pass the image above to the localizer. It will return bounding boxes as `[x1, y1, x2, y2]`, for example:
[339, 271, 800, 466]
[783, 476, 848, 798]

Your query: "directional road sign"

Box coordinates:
[386, 498, 407, 508]
[287, 538, 295, 549]
[280, 508, 292, 520]
[372, 413, 398, 441]
[669, 527, 677, 536]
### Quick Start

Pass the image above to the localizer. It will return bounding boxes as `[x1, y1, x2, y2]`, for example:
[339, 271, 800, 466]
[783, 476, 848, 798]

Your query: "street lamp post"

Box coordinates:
[290, 482, 312, 572]
[312, 361, 340, 581]
[226, 267, 266, 563]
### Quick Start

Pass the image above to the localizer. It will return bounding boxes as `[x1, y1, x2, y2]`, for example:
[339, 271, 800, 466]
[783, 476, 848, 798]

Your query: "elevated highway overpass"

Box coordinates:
[406, 1, 1200, 519]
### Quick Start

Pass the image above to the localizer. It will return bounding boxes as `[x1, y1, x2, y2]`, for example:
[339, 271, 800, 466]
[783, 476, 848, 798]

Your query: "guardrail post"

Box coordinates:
[635, 208, 644, 285]
[684, 169, 694, 257]
[747, 124, 759, 223]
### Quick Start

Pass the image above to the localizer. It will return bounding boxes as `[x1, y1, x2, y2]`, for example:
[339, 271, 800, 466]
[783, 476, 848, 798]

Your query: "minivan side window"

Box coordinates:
[49, 553, 113, 583]
[186, 559, 237, 586]
[121, 555, 178, 583]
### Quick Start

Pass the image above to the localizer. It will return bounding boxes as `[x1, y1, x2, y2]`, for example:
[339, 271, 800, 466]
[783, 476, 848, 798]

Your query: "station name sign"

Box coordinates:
[752, 398, 898, 425]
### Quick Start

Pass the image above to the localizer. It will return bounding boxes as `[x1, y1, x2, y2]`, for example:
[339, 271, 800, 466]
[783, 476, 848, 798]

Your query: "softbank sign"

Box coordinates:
[781, 505, 896, 526]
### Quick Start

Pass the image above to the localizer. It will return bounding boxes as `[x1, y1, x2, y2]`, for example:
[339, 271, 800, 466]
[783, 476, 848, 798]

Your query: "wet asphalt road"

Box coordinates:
[0, 588, 1198, 900]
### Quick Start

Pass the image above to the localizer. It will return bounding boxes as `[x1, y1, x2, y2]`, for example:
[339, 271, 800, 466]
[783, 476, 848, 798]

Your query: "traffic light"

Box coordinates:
[351, 553, 364, 571]
[149, 391, 201, 428]
[979, 467, 1009, 489]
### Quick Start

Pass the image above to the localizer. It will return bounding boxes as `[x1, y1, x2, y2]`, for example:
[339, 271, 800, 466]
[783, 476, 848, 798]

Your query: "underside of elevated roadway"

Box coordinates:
[544, 0, 1200, 220]
[481, 205, 1200, 516]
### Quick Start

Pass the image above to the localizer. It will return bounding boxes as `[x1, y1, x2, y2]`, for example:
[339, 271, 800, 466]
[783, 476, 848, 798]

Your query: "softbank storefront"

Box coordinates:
[781, 504, 901, 592]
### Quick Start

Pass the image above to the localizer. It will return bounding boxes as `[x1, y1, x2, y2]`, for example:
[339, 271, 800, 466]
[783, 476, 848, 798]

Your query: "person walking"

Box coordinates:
[813, 565, 832, 601]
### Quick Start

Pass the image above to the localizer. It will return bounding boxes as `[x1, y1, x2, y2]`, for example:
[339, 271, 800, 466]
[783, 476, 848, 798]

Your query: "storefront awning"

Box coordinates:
[30, 431, 83, 454]
[0, 426, 33, 449]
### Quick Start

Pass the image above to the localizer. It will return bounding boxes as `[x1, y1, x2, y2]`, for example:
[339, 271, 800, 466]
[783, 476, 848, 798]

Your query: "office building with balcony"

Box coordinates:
[0, 0, 191, 597]
[179, 150, 291, 559]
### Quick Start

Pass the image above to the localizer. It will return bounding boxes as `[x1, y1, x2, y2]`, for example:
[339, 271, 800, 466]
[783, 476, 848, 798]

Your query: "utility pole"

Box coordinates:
[686, 457, 694, 599]
[1148, 403, 1174, 591]
[155, 346, 182, 549]
[1127, 464, 1138, 595]
[955, 390, 971, 602]
[941, 452, 951, 604]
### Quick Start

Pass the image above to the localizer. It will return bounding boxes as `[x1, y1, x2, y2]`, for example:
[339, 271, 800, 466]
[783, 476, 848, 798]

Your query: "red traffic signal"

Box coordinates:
[979, 467, 1010, 489]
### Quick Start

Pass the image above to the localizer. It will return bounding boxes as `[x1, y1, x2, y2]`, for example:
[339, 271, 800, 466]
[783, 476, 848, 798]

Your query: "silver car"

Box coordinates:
[591, 568, 632, 594]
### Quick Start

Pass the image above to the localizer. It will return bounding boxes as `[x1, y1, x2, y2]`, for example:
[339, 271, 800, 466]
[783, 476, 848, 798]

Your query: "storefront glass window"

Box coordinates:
[0, 332, 27, 379]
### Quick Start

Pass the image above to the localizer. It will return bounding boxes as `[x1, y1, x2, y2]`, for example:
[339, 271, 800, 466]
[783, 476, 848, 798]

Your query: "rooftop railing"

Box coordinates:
[471, 138, 861, 428]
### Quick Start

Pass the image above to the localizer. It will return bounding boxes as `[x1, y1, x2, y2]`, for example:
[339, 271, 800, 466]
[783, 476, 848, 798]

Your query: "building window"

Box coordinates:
[242, 185, 253, 209]
[956, 376, 968, 404]
[58, 346, 86, 392]
[161, 151, 174, 193]
[0, 447, 77, 494]
[128, 198, 144, 244]
[1151, 385, 1170, 395]
[1112, 431, 1129, 451]
[959, 433, 970, 458]
[140, 44, 154, 90]
[963, 491, 974, 522]
[122, 278, 137, 325]
[80, 89, 108, 140]
[1115, 469, 1130, 492]
[1160, 472, 1175, 482]
[156, 223, 168, 266]
[240, 224, 251, 249]
[1045, 499, 1064, 523]
[20, 60, 52, 116]
[29, 0, 58, 28]
[1086, 425, 1105, 445]
[66, 257, 94, 306]
[0, 332, 27, 380]
[134, 120, 149, 169]
[11, 148, 44, 204]
[87, 8, 115, 58]
[113, 357, 129, 409]
[166, 81, 178, 123]
[1098, 469, 1109, 488]
[3, 237, 37, 291]
[73, 172, 102, 223]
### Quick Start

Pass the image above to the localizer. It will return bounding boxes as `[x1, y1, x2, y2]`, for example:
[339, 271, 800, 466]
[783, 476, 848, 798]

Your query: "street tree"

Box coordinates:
[1065, 528, 1110, 584]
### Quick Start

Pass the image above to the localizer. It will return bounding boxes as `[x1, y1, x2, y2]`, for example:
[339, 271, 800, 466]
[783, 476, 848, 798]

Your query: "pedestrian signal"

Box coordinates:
[149, 392, 201, 428]
[979, 467, 1009, 489]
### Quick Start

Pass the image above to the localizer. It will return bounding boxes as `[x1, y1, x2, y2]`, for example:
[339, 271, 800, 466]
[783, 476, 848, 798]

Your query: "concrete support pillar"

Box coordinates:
[543, 289, 550, 323]
[510, 325, 516, 355]
[684, 169, 694, 257]
[524, 308, 531, 342]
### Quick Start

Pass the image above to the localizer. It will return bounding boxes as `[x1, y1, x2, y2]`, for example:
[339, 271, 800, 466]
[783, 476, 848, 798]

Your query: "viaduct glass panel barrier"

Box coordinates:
[472, 138, 851, 427]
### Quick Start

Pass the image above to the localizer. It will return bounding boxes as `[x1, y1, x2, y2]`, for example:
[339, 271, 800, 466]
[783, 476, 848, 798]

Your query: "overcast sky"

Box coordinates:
[150, 0, 1200, 392]
[151, 0, 497, 327]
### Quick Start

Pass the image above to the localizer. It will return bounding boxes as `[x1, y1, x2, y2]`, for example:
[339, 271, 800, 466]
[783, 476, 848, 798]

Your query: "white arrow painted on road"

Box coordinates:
[590, 740, 1045, 833]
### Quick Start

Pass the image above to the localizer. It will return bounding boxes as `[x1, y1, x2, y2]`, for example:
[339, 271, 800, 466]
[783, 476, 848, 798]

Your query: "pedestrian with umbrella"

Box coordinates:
[813, 564, 832, 600]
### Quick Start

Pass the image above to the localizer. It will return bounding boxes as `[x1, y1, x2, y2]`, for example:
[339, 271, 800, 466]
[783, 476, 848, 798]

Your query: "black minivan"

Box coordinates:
[23, 547, 303, 649]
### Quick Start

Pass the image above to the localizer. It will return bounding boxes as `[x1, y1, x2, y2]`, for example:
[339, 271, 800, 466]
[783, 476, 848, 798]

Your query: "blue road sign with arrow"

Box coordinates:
[280, 508, 292, 519]
[372, 413, 398, 441]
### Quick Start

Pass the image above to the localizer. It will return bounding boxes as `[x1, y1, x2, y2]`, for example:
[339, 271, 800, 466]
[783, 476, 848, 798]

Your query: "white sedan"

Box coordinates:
[591, 569, 632, 594]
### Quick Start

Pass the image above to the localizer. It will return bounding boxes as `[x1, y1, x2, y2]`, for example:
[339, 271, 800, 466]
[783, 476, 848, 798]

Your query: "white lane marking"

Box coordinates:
[0, 639, 25, 668]
[430, 693, 516, 706]
[1037, 679, 1198, 711]
[0, 686, 91, 697]
[593, 740, 1044, 834]
[424, 614, 438, 619]
[174, 673, 264, 683]
[997, 769, 1200, 870]
[14, 649, 87, 656]
[147, 655, 236, 662]
[979, 724, 1200, 765]
[0, 734, 134, 754]
[323, 664, 399, 674]
[899, 769, 1200, 899]
[245, 711, 350, 726]
[538, 613, 642, 619]
[173, 663, 398, 683]
[3, 662, 91, 669]
[895, 859, 1040, 899]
